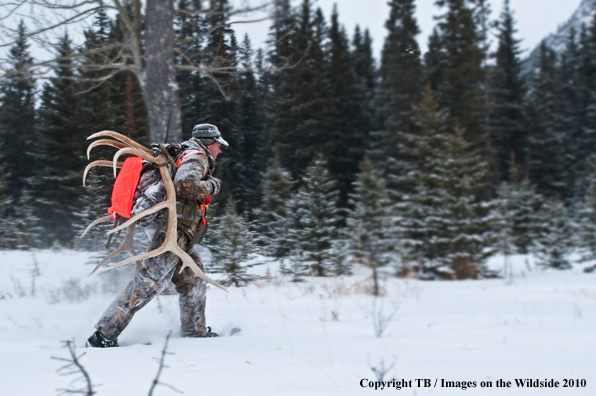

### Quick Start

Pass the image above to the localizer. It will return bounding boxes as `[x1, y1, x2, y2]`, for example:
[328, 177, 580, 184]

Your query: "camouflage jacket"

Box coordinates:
[131, 139, 220, 240]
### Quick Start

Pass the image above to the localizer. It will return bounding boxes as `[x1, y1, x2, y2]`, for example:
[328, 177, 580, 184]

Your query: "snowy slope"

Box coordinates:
[0, 249, 594, 395]
[524, 0, 596, 73]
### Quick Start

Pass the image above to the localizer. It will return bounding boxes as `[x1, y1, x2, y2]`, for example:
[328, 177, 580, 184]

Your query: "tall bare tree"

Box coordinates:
[0, 0, 278, 143]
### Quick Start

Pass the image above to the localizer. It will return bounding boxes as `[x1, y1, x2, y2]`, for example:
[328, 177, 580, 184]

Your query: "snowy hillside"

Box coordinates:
[0, 250, 594, 395]
[525, 0, 596, 73]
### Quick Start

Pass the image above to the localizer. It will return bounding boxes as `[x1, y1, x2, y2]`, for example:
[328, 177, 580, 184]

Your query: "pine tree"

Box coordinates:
[375, 0, 423, 164]
[348, 156, 395, 295]
[396, 88, 500, 279]
[490, 0, 528, 184]
[201, 0, 243, 209]
[176, 0, 208, 141]
[0, 21, 36, 210]
[236, 34, 265, 213]
[0, 149, 17, 249]
[288, 156, 341, 277]
[496, 156, 543, 255]
[575, 159, 596, 267]
[269, 0, 334, 182]
[527, 42, 570, 200]
[535, 197, 574, 270]
[255, 156, 294, 260]
[352, 26, 377, 132]
[206, 197, 257, 286]
[326, 5, 368, 208]
[427, 0, 487, 145]
[32, 34, 85, 246]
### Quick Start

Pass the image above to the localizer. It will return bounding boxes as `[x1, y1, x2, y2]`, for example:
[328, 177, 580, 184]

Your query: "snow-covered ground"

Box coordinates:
[0, 250, 594, 395]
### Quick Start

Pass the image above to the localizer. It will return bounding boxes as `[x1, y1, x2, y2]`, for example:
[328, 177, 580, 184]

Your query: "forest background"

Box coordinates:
[1, 0, 596, 284]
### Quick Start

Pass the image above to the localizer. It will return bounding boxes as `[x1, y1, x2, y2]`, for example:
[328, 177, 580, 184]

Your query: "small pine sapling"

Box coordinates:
[348, 156, 395, 296]
[535, 197, 574, 270]
[288, 156, 342, 277]
[206, 197, 257, 286]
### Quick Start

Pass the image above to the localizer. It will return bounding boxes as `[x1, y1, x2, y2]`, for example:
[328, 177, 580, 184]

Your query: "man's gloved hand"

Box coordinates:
[207, 176, 221, 195]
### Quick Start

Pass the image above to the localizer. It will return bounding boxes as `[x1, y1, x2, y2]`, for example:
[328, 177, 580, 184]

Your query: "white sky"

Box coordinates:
[233, 0, 583, 60]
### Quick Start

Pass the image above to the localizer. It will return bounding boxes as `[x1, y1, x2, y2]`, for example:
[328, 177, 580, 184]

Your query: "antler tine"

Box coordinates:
[108, 164, 228, 292]
[113, 147, 160, 178]
[80, 215, 113, 238]
[87, 139, 128, 160]
[88, 223, 140, 276]
[88, 131, 153, 155]
[83, 160, 123, 186]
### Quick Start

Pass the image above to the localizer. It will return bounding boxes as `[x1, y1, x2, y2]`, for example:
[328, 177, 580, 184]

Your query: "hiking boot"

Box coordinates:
[86, 330, 119, 348]
[205, 326, 219, 338]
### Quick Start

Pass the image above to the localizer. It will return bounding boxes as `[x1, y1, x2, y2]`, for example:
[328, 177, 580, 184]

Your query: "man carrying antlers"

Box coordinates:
[87, 124, 228, 348]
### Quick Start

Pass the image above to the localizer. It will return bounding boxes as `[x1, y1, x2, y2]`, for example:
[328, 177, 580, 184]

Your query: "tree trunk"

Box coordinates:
[143, 0, 182, 143]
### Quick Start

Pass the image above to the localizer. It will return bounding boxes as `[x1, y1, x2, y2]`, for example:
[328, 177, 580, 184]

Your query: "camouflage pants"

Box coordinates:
[95, 230, 207, 340]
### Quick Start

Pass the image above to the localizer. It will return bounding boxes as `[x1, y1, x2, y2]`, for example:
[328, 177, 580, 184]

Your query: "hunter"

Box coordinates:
[87, 123, 228, 348]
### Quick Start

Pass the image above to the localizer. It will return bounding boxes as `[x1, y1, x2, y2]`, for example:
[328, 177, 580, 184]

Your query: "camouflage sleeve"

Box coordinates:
[174, 153, 219, 201]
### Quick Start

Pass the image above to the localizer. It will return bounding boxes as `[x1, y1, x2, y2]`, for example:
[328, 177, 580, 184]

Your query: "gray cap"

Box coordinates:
[192, 123, 229, 147]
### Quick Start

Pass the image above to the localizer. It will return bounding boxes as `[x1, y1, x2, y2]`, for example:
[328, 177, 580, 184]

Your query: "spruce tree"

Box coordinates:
[236, 34, 265, 213]
[496, 156, 543, 255]
[288, 156, 341, 277]
[269, 0, 334, 182]
[396, 88, 500, 279]
[348, 156, 395, 295]
[375, 0, 423, 164]
[326, 5, 368, 208]
[535, 197, 574, 270]
[255, 156, 294, 260]
[0, 21, 36, 210]
[176, 0, 208, 141]
[427, 0, 487, 145]
[0, 149, 17, 249]
[32, 34, 85, 246]
[201, 0, 243, 210]
[352, 26, 377, 132]
[206, 197, 257, 286]
[527, 42, 570, 200]
[490, 0, 528, 184]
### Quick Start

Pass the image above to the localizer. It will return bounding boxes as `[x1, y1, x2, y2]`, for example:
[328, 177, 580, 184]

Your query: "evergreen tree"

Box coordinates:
[396, 88, 500, 279]
[535, 197, 574, 270]
[0, 149, 17, 249]
[375, 0, 423, 164]
[426, 0, 487, 145]
[575, 159, 596, 266]
[490, 0, 528, 184]
[74, 171, 113, 252]
[352, 26, 377, 132]
[201, 0, 242, 209]
[13, 189, 42, 249]
[496, 156, 543, 255]
[32, 34, 85, 246]
[348, 156, 395, 295]
[255, 156, 294, 260]
[0, 21, 36, 210]
[206, 197, 257, 286]
[527, 42, 570, 200]
[326, 5, 368, 208]
[288, 156, 341, 277]
[269, 0, 334, 182]
[176, 0, 208, 141]
[236, 34, 265, 213]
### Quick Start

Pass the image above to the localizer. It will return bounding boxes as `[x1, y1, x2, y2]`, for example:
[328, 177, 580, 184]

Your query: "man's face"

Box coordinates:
[207, 141, 222, 160]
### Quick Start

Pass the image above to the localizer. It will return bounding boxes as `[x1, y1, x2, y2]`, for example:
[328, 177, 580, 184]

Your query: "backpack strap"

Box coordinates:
[176, 150, 206, 168]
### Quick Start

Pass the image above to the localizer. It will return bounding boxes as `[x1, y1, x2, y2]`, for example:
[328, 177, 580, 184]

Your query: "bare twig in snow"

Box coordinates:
[148, 331, 183, 395]
[51, 340, 96, 395]
[368, 357, 396, 382]
[372, 296, 399, 338]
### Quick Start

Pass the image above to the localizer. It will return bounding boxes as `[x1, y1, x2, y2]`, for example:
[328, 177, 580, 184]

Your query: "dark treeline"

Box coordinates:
[2, 0, 596, 281]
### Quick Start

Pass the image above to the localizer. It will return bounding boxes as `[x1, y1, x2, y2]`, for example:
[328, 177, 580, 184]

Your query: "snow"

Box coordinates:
[0, 249, 594, 395]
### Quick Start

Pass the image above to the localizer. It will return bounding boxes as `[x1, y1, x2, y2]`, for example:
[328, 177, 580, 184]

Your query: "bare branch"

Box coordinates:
[147, 331, 184, 395]
[51, 340, 97, 395]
